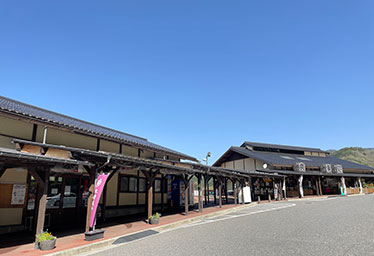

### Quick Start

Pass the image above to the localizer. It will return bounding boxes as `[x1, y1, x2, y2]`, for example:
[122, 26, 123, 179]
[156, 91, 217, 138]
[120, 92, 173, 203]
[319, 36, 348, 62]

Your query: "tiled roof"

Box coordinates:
[0, 96, 196, 161]
[241, 141, 328, 153]
[214, 146, 374, 171]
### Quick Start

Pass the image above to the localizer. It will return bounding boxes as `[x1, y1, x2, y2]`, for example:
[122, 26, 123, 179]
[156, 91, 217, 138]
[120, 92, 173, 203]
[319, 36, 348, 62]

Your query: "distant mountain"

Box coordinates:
[330, 147, 374, 167]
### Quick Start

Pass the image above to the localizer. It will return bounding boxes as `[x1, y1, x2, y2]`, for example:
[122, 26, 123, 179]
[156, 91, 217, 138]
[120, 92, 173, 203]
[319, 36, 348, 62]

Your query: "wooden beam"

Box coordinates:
[315, 178, 320, 196]
[182, 174, 191, 216]
[218, 178, 222, 208]
[28, 168, 45, 188]
[147, 180, 153, 219]
[34, 170, 49, 248]
[197, 174, 202, 212]
[224, 178, 228, 204]
[0, 166, 6, 179]
[85, 167, 96, 233]
[318, 176, 323, 195]
[213, 178, 217, 205]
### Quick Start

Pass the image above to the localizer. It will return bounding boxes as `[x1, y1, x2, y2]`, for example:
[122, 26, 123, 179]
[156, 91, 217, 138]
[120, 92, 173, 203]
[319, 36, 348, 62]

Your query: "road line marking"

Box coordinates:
[180, 203, 296, 228]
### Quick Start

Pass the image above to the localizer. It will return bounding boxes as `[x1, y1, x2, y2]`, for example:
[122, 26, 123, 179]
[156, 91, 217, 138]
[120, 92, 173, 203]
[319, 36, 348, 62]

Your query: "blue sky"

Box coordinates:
[0, 1, 373, 163]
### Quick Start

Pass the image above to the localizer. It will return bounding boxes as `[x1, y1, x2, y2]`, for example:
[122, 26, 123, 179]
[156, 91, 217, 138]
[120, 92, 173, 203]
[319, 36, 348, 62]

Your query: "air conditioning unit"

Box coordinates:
[321, 164, 332, 173]
[332, 165, 343, 174]
[293, 162, 306, 172]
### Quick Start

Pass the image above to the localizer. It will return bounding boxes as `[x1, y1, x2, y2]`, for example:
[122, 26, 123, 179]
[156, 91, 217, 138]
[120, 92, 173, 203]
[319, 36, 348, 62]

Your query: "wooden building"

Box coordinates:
[213, 141, 374, 200]
[0, 96, 280, 244]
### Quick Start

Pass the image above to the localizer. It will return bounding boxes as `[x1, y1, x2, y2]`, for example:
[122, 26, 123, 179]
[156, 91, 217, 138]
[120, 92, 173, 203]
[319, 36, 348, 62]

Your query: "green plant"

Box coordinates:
[36, 231, 56, 242]
[149, 212, 161, 220]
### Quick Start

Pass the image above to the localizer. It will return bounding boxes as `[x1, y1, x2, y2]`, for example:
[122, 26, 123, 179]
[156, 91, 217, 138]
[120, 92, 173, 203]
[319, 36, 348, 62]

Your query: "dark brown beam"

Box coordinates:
[197, 174, 202, 212]
[34, 170, 49, 248]
[224, 178, 228, 204]
[213, 178, 217, 205]
[0, 166, 6, 179]
[85, 167, 96, 233]
[218, 177, 222, 208]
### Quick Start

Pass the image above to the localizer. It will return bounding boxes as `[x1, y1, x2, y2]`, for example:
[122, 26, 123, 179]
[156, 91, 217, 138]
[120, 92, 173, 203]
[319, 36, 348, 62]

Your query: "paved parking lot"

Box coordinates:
[88, 195, 374, 256]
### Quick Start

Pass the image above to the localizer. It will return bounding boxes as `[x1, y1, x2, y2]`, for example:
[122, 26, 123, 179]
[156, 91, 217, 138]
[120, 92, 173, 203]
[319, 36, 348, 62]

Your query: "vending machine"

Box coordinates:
[171, 179, 194, 209]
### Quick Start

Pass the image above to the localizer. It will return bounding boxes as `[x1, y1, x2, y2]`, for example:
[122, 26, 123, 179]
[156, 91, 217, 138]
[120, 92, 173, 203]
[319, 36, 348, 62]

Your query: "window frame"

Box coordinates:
[119, 174, 138, 193]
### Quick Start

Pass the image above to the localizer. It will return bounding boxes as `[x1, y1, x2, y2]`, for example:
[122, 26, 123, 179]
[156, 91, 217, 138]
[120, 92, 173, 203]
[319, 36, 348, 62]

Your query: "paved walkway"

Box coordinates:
[0, 195, 338, 256]
[0, 204, 243, 256]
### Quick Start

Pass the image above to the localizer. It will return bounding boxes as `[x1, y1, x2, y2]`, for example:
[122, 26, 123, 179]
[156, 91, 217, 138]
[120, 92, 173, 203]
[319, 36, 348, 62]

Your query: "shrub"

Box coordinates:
[36, 231, 56, 242]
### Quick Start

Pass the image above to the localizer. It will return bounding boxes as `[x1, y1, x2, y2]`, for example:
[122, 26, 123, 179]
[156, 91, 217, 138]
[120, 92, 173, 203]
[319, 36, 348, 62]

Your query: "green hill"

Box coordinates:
[330, 147, 374, 167]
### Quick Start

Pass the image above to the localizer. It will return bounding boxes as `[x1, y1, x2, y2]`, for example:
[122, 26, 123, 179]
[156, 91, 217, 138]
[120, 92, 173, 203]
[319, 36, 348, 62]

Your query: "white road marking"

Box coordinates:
[180, 203, 296, 228]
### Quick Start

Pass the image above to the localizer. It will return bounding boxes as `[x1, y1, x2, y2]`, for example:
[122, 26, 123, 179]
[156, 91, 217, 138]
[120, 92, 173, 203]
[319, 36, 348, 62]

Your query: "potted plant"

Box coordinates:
[36, 231, 56, 251]
[149, 212, 161, 225]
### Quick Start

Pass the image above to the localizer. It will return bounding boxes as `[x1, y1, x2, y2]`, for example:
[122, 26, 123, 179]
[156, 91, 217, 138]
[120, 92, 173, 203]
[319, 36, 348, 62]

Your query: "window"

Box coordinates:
[139, 178, 146, 192]
[120, 175, 139, 192]
[129, 177, 137, 192]
[155, 179, 161, 193]
[119, 176, 129, 192]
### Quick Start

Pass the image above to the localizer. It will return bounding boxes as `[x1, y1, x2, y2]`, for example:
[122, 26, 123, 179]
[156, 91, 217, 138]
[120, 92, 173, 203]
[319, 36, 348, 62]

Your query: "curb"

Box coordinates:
[46, 204, 253, 256]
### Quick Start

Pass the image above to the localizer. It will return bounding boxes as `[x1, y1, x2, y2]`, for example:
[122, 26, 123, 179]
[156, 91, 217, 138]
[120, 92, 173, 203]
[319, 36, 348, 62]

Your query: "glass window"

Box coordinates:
[139, 178, 146, 192]
[129, 177, 137, 192]
[62, 177, 79, 208]
[27, 176, 38, 210]
[120, 176, 129, 192]
[80, 178, 90, 207]
[162, 179, 167, 193]
[155, 179, 161, 193]
[46, 175, 63, 209]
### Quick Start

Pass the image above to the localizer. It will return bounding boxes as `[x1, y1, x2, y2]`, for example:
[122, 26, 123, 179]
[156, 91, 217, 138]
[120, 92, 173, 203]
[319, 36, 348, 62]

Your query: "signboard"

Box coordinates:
[89, 174, 109, 228]
[11, 184, 26, 205]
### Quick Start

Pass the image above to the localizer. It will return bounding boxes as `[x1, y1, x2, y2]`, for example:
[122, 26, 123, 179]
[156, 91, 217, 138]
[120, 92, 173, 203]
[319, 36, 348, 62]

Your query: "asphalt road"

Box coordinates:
[87, 195, 374, 256]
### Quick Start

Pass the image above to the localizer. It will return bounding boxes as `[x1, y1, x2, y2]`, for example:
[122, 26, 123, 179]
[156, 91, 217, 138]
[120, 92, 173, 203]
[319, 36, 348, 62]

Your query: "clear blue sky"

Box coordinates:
[0, 1, 373, 163]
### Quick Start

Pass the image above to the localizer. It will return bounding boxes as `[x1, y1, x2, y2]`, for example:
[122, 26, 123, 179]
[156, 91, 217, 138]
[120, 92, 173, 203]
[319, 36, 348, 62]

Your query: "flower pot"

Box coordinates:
[149, 218, 159, 225]
[39, 239, 56, 251]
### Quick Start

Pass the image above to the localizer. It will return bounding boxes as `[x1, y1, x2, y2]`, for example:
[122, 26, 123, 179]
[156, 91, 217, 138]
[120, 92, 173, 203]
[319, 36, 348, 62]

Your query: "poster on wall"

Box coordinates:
[11, 184, 26, 205]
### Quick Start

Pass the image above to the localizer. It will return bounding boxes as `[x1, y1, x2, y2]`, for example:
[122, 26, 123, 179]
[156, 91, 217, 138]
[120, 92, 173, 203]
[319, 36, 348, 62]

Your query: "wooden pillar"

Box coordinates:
[234, 181, 238, 205]
[147, 180, 153, 219]
[34, 170, 49, 248]
[213, 178, 217, 205]
[161, 175, 165, 212]
[318, 176, 323, 195]
[204, 175, 208, 205]
[184, 175, 189, 216]
[198, 175, 202, 212]
[85, 167, 96, 233]
[224, 178, 228, 204]
[218, 178, 222, 208]
[315, 178, 320, 196]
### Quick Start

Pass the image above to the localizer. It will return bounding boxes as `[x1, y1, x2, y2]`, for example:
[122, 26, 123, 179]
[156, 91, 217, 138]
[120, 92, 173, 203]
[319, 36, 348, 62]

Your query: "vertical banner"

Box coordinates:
[89, 174, 109, 228]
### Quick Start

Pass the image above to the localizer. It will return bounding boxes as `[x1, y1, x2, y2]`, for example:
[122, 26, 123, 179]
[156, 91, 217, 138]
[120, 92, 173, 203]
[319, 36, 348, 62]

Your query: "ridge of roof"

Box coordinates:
[241, 141, 328, 153]
[0, 95, 196, 161]
[229, 146, 374, 171]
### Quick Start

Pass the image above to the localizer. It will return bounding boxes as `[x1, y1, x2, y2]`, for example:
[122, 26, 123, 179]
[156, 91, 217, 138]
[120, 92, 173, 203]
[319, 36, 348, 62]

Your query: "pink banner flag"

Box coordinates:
[89, 173, 109, 228]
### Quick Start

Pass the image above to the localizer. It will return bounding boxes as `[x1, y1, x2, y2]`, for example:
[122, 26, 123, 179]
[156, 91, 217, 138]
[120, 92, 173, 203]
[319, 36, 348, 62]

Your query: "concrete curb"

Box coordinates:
[46, 204, 253, 256]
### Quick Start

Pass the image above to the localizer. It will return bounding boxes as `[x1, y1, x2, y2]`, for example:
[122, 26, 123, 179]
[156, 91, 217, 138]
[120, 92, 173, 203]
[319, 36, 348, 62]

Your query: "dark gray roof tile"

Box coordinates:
[0, 96, 196, 161]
